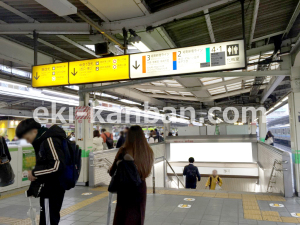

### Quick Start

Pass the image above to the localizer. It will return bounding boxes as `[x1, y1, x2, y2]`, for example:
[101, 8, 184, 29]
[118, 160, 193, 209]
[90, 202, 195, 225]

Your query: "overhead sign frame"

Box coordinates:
[31, 39, 246, 88]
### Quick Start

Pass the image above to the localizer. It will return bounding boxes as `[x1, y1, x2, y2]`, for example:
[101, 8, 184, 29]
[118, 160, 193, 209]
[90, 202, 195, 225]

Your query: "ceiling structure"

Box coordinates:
[0, 0, 299, 123]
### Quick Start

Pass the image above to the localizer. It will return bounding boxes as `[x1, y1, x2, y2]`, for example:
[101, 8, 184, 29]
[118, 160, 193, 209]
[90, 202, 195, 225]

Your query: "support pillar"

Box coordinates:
[288, 66, 300, 194]
[258, 109, 267, 142]
[76, 86, 93, 185]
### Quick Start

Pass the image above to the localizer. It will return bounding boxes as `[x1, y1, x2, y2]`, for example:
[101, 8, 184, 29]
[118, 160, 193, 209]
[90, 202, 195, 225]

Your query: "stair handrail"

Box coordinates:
[267, 159, 288, 192]
[102, 158, 113, 167]
[165, 158, 185, 188]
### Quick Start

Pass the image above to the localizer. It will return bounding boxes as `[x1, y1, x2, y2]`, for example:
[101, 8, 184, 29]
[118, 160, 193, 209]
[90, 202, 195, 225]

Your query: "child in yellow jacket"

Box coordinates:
[205, 170, 223, 190]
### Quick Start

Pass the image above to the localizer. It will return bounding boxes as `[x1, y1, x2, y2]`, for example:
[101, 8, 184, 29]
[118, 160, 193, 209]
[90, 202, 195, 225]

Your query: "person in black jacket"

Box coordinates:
[16, 119, 66, 225]
[116, 131, 126, 148]
[183, 157, 201, 189]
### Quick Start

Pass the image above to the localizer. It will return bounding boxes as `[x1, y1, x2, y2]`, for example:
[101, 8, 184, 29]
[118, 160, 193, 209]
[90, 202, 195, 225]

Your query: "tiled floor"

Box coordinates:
[0, 187, 300, 225]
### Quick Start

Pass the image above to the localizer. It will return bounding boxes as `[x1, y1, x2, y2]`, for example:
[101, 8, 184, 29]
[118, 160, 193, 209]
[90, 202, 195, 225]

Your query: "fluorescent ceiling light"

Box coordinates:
[0, 80, 28, 88]
[42, 90, 79, 99]
[281, 96, 288, 102]
[127, 45, 138, 50]
[120, 99, 141, 105]
[85, 45, 95, 52]
[131, 42, 150, 52]
[274, 102, 282, 108]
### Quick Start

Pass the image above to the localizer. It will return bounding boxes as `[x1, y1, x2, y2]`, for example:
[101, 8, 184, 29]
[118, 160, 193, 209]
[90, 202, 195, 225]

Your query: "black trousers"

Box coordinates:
[39, 189, 65, 225]
[185, 182, 197, 189]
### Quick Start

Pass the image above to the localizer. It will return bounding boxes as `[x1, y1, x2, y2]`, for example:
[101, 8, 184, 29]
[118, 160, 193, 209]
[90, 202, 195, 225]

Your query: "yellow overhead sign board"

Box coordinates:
[69, 55, 129, 85]
[32, 62, 69, 88]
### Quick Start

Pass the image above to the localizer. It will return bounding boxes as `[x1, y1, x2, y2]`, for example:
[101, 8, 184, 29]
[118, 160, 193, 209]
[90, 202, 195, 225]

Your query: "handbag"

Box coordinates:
[108, 168, 119, 193]
[215, 184, 222, 190]
[265, 137, 273, 144]
[0, 137, 15, 187]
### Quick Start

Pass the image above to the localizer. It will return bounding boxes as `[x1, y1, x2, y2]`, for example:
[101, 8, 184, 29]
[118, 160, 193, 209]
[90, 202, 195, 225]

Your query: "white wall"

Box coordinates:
[170, 142, 253, 162]
[169, 166, 258, 176]
[146, 161, 164, 188]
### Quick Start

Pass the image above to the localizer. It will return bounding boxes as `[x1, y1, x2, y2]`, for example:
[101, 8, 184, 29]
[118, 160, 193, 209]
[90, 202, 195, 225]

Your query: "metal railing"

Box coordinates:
[165, 159, 185, 188]
[152, 156, 184, 192]
[267, 159, 288, 193]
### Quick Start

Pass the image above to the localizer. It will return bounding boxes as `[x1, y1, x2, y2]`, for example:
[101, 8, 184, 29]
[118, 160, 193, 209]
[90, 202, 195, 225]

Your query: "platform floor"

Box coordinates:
[0, 187, 300, 225]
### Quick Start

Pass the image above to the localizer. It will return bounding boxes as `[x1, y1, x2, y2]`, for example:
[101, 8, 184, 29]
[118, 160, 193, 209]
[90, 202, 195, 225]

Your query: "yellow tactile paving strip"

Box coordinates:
[0, 217, 23, 224]
[0, 188, 27, 200]
[9, 192, 109, 225]
[91, 186, 109, 191]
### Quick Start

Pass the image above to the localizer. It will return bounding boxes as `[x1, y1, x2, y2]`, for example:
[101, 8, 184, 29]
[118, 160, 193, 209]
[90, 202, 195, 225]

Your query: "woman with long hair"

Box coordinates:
[92, 130, 104, 151]
[265, 131, 274, 146]
[109, 125, 154, 225]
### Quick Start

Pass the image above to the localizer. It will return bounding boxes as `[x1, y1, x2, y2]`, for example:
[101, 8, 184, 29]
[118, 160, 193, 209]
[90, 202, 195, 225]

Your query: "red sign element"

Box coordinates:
[75, 106, 92, 122]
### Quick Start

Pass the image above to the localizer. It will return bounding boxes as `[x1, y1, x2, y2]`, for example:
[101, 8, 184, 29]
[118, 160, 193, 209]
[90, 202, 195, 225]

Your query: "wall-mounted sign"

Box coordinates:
[69, 55, 129, 85]
[32, 62, 68, 88]
[129, 40, 245, 79]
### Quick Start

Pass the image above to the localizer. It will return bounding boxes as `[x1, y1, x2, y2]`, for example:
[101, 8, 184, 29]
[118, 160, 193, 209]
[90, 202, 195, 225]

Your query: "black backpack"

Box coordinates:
[186, 167, 197, 183]
[104, 133, 114, 149]
[60, 139, 82, 190]
[39, 138, 81, 191]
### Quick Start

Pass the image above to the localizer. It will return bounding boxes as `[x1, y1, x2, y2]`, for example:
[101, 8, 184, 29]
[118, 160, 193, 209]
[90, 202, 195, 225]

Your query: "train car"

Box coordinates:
[268, 125, 291, 147]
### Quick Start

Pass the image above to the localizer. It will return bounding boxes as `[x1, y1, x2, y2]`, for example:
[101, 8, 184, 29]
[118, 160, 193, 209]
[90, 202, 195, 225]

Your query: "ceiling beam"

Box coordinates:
[0, 1, 37, 23]
[56, 35, 99, 58]
[249, 0, 260, 47]
[0, 18, 84, 61]
[26, 35, 82, 60]
[155, 27, 177, 48]
[282, 0, 300, 38]
[252, 31, 285, 42]
[0, 37, 54, 67]
[0, 2, 89, 61]
[260, 75, 286, 103]
[0, 23, 91, 34]
[204, 9, 215, 43]
[100, 0, 235, 33]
